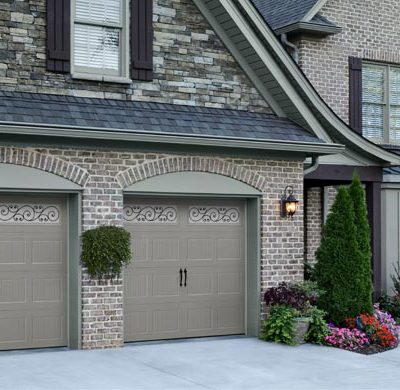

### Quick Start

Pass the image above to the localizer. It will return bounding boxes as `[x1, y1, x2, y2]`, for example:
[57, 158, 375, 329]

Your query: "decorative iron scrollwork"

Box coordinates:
[123, 205, 177, 223]
[0, 204, 60, 224]
[189, 206, 240, 224]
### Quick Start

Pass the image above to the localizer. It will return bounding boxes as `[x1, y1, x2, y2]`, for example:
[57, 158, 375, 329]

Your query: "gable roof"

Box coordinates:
[194, 0, 400, 165]
[250, 0, 340, 36]
[0, 91, 342, 155]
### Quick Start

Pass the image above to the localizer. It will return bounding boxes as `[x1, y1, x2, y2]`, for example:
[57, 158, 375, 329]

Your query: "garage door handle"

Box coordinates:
[179, 268, 183, 287]
[184, 268, 187, 287]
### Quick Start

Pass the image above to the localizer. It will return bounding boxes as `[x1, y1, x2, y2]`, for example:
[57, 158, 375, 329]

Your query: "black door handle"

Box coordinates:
[184, 268, 187, 287]
[179, 268, 183, 287]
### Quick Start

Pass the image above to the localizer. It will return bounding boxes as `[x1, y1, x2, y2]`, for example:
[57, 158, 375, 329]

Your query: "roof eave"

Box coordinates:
[275, 22, 342, 37]
[0, 123, 344, 157]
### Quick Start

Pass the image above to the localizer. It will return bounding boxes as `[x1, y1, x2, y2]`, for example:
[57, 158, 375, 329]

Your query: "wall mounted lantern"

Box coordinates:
[280, 185, 299, 218]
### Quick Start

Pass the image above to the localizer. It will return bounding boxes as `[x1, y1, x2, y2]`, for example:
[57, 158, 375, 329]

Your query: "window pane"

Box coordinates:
[390, 106, 400, 142]
[74, 24, 120, 71]
[362, 103, 384, 140]
[76, 0, 121, 25]
[362, 66, 385, 104]
[390, 68, 400, 105]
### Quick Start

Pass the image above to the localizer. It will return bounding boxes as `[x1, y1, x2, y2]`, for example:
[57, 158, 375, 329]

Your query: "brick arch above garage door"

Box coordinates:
[0, 147, 89, 187]
[116, 156, 268, 191]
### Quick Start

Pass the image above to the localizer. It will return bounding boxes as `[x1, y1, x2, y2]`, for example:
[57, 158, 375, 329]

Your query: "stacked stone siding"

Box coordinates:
[0, 0, 269, 113]
[296, 0, 400, 124]
[0, 146, 304, 348]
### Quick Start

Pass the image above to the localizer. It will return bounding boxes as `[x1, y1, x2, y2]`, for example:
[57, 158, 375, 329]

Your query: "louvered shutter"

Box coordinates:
[362, 64, 385, 141]
[46, 0, 71, 73]
[349, 57, 363, 133]
[131, 0, 153, 81]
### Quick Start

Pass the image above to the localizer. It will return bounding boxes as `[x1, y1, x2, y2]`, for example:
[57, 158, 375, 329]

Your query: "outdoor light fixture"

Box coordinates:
[280, 185, 299, 218]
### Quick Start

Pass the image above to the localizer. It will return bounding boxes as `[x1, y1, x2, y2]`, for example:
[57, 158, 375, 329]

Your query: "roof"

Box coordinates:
[0, 91, 323, 144]
[250, 0, 339, 35]
[250, 0, 320, 30]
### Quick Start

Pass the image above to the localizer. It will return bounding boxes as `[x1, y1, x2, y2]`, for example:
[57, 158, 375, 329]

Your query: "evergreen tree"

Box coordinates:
[348, 174, 373, 314]
[314, 187, 368, 324]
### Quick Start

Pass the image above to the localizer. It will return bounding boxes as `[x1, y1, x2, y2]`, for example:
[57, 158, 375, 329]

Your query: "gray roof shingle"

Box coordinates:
[0, 91, 324, 144]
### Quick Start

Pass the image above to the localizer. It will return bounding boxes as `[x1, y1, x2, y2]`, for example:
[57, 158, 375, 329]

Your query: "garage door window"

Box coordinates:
[0, 203, 61, 224]
[188, 206, 240, 224]
[123, 204, 178, 223]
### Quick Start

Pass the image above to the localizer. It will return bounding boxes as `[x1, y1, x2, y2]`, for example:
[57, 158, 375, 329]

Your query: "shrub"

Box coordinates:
[325, 325, 369, 351]
[377, 294, 400, 322]
[391, 258, 400, 296]
[260, 305, 296, 345]
[81, 226, 132, 279]
[314, 186, 372, 324]
[305, 308, 329, 345]
[348, 175, 373, 314]
[264, 282, 309, 312]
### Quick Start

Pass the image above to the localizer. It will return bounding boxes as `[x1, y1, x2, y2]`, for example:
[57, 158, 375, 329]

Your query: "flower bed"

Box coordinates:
[325, 304, 400, 354]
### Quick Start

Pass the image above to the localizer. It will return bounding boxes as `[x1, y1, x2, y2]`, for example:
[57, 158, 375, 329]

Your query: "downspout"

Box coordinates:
[304, 156, 320, 176]
[281, 33, 299, 63]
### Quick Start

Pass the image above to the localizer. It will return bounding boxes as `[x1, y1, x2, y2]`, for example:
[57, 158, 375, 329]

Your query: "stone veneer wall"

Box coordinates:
[0, 0, 270, 113]
[295, 0, 400, 124]
[0, 146, 304, 348]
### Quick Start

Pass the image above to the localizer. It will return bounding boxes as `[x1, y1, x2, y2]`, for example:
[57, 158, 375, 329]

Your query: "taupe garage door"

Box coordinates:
[0, 195, 68, 350]
[124, 197, 245, 342]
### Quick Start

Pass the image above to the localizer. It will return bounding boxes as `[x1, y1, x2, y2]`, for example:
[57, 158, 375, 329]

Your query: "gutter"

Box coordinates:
[281, 34, 299, 63]
[0, 123, 345, 156]
[304, 156, 320, 175]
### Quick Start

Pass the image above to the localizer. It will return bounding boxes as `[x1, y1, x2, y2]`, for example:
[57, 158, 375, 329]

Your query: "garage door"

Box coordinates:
[0, 195, 68, 350]
[124, 197, 245, 342]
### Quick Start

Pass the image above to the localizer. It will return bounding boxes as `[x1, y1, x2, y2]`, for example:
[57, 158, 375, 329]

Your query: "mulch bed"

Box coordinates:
[353, 344, 398, 355]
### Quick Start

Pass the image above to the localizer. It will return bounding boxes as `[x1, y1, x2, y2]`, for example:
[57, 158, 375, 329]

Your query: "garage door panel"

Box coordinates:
[124, 197, 245, 342]
[0, 195, 67, 350]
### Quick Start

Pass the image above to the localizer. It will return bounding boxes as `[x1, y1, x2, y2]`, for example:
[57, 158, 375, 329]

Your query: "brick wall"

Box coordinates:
[0, 0, 270, 113]
[296, 0, 400, 123]
[0, 146, 304, 348]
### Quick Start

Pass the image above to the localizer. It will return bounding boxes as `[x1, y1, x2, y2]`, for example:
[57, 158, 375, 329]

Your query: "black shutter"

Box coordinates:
[349, 57, 363, 134]
[46, 0, 71, 73]
[131, 0, 153, 81]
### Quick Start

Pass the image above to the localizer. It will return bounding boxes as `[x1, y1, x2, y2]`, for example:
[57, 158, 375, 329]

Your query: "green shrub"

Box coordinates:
[260, 305, 296, 345]
[377, 294, 400, 323]
[305, 308, 329, 344]
[314, 186, 371, 324]
[81, 226, 132, 279]
[348, 174, 373, 314]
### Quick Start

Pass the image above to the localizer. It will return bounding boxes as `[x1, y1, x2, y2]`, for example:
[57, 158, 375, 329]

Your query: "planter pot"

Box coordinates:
[293, 317, 311, 345]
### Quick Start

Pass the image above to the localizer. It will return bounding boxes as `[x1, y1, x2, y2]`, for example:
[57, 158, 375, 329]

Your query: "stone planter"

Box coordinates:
[293, 317, 311, 344]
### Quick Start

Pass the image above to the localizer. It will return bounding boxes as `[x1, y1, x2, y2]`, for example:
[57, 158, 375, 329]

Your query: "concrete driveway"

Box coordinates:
[1, 336, 400, 390]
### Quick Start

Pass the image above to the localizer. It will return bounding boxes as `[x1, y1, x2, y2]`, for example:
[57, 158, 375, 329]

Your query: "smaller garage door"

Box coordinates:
[124, 197, 245, 342]
[0, 195, 68, 350]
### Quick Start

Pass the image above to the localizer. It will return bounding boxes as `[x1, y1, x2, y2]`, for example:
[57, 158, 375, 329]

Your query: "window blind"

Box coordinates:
[362, 66, 385, 140]
[76, 0, 121, 24]
[390, 68, 400, 142]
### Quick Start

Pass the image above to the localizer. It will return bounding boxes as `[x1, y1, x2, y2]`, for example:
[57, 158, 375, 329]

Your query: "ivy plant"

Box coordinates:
[260, 305, 296, 345]
[81, 226, 132, 279]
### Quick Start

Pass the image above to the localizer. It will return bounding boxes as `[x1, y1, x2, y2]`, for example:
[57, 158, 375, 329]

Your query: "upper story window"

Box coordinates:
[72, 0, 129, 81]
[362, 63, 400, 144]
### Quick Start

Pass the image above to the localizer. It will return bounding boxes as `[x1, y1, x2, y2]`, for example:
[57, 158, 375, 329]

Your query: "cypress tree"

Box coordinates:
[348, 174, 373, 314]
[314, 187, 367, 324]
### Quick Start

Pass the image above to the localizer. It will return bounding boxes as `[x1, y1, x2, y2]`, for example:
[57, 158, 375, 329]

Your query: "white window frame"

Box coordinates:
[71, 0, 130, 84]
[362, 61, 400, 145]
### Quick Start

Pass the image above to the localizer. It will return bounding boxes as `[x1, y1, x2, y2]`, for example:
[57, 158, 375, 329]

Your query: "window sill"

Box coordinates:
[72, 73, 132, 85]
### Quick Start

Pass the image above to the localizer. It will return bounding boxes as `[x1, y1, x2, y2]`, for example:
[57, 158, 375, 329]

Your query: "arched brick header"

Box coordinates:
[0, 147, 89, 186]
[116, 156, 267, 191]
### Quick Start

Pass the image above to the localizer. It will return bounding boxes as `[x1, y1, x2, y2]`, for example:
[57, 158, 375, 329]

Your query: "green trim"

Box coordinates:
[275, 22, 342, 36]
[68, 193, 82, 350]
[0, 124, 344, 156]
[302, 0, 329, 22]
[0, 164, 82, 191]
[246, 197, 261, 336]
[124, 172, 262, 195]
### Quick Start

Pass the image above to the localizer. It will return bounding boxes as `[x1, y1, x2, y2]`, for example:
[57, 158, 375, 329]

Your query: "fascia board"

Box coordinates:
[302, 0, 329, 22]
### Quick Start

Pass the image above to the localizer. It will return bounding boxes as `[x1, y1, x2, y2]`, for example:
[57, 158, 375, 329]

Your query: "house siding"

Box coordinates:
[0, 0, 270, 113]
[295, 0, 400, 124]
